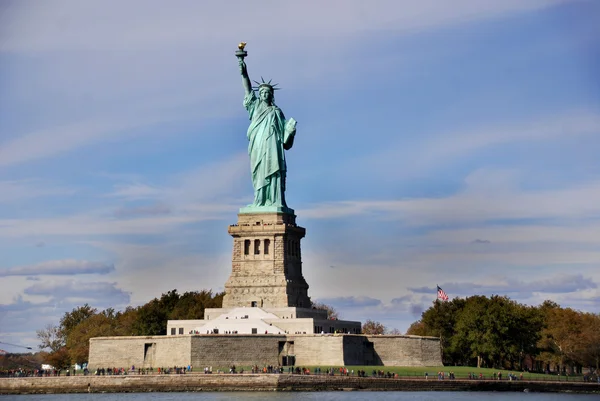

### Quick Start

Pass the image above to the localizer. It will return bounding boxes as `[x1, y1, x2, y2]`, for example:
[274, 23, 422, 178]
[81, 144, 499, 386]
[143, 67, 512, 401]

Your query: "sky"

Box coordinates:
[1, 0, 599, 353]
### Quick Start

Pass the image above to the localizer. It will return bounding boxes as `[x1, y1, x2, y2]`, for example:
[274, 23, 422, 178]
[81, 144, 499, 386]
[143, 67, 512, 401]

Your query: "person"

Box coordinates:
[238, 57, 297, 210]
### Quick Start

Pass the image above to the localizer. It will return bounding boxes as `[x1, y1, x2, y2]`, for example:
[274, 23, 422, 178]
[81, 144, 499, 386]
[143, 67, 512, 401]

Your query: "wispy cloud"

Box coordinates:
[0, 179, 74, 203]
[340, 109, 600, 189]
[0, 259, 114, 277]
[0, 153, 248, 238]
[24, 280, 130, 303]
[113, 203, 171, 219]
[0, 111, 191, 168]
[409, 274, 598, 297]
[1, 1, 567, 53]
[419, 110, 600, 166]
[301, 174, 600, 225]
[316, 296, 383, 309]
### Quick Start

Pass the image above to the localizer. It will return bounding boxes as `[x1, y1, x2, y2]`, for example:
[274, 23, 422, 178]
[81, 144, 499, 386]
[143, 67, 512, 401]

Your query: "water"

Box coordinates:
[2, 393, 598, 401]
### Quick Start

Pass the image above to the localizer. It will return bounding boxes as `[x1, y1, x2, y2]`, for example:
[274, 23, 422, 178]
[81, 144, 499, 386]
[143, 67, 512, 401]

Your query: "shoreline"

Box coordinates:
[1, 374, 599, 395]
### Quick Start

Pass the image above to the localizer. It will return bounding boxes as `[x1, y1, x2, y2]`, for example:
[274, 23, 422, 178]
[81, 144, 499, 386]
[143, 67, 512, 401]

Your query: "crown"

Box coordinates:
[252, 77, 280, 92]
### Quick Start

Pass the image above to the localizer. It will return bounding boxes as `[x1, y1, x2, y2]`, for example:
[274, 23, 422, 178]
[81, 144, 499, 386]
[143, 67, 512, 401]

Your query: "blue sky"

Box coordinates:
[1, 0, 599, 352]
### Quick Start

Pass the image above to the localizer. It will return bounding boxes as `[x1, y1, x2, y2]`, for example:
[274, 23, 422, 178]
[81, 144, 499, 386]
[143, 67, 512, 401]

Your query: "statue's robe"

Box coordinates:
[244, 91, 294, 207]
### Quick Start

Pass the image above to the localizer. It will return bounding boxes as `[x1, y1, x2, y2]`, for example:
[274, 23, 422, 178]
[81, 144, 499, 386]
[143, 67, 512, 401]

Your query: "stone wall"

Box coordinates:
[190, 335, 285, 367]
[342, 336, 365, 365]
[88, 334, 442, 368]
[3, 374, 599, 395]
[291, 335, 345, 366]
[366, 335, 442, 366]
[88, 336, 191, 369]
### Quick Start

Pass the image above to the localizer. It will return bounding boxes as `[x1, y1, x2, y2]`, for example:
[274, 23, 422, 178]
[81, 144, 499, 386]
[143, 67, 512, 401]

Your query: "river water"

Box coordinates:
[3, 392, 599, 401]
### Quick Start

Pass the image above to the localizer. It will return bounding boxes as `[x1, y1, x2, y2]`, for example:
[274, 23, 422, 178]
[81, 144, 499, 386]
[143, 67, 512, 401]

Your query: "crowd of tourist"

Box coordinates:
[0, 368, 85, 377]
[93, 365, 192, 375]
[2, 365, 598, 383]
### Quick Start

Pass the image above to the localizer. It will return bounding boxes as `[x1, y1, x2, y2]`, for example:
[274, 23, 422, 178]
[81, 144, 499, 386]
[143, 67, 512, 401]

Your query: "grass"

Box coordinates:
[192, 365, 586, 382]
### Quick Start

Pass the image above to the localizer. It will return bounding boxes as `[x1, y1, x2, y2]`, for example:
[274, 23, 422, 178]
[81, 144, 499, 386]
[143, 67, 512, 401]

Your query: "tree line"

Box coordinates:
[37, 289, 224, 369]
[37, 289, 598, 373]
[405, 295, 600, 373]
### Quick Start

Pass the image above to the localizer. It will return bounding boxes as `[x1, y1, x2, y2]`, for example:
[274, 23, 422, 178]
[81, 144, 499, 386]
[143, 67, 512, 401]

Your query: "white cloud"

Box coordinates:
[0, 179, 74, 203]
[109, 183, 162, 202]
[410, 274, 598, 297]
[0, 153, 248, 238]
[1, 1, 567, 53]
[0, 1, 573, 168]
[316, 296, 383, 309]
[300, 171, 600, 226]
[0, 107, 200, 168]
[24, 280, 130, 303]
[0, 259, 114, 277]
[352, 109, 600, 181]
[422, 110, 600, 164]
[108, 152, 250, 205]
[83, 240, 230, 304]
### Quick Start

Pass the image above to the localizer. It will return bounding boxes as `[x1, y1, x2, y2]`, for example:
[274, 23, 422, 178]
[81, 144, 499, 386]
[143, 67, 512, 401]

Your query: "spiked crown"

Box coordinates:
[253, 77, 280, 92]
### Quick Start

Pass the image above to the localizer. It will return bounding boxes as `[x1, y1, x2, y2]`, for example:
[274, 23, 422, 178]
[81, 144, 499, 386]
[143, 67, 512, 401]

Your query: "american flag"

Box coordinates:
[437, 285, 449, 301]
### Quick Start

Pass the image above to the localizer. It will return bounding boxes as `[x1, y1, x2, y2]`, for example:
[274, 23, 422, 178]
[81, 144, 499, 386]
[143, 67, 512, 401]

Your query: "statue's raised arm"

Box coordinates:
[235, 42, 297, 215]
[236, 43, 252, 96]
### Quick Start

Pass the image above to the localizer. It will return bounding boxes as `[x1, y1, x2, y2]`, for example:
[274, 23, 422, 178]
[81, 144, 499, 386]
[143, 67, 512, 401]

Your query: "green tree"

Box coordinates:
[60, 304, 97, 338]
[113, 306, 139, 336]
[451, 296, 489, 367]
[66, 312, 114, 365]
[420, 297, 467, 365]
[170, 290, 224, 320]
[131, 289, 224, 335]
[133, 298, 169, 336]
[37, 305, 98, 368]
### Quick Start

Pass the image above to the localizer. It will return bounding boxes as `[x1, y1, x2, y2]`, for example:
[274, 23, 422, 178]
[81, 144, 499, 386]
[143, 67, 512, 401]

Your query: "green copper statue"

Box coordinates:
[236, 43, 297, 214]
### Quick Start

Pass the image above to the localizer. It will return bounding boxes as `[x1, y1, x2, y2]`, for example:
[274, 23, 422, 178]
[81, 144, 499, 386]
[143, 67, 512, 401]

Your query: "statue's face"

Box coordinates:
[259, 88, 273, 104]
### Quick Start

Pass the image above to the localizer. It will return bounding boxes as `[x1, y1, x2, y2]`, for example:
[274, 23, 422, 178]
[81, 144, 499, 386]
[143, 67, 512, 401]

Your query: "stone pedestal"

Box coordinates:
[222, 212, 311, 308]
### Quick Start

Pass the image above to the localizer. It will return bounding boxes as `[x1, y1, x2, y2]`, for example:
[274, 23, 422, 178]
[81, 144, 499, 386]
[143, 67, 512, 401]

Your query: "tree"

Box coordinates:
[406, 321, 427, 336]
[133, 298, 169, 336]
[45, 347, 71, 370]
[67, 312, 115, 366]
[580, 313, 600, 370]
[36, 323, 73, 369]
[36, 324, 64, 352]
[131, 289, 225, 335]
[420, 297, 467, 365]
[539, 305, 595, 373]
[311, 301, 339, 319]
[60, 304, 97, 338]
[169, 290, 224, 320]
[113, 307, 139, 336]
[362, 320, 386, 335]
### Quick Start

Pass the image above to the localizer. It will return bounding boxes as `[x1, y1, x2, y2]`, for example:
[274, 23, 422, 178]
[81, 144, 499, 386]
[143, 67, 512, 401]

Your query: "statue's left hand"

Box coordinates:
[286, 118, 297, 133]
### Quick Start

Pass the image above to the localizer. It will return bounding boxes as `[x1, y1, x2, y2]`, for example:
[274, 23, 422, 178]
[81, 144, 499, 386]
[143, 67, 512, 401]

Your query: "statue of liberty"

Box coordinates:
[236, 43, 297, 214]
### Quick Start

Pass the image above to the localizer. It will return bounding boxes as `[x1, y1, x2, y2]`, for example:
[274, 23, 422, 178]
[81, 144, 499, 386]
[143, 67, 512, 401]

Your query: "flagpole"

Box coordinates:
[434, 285, 442, 364]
